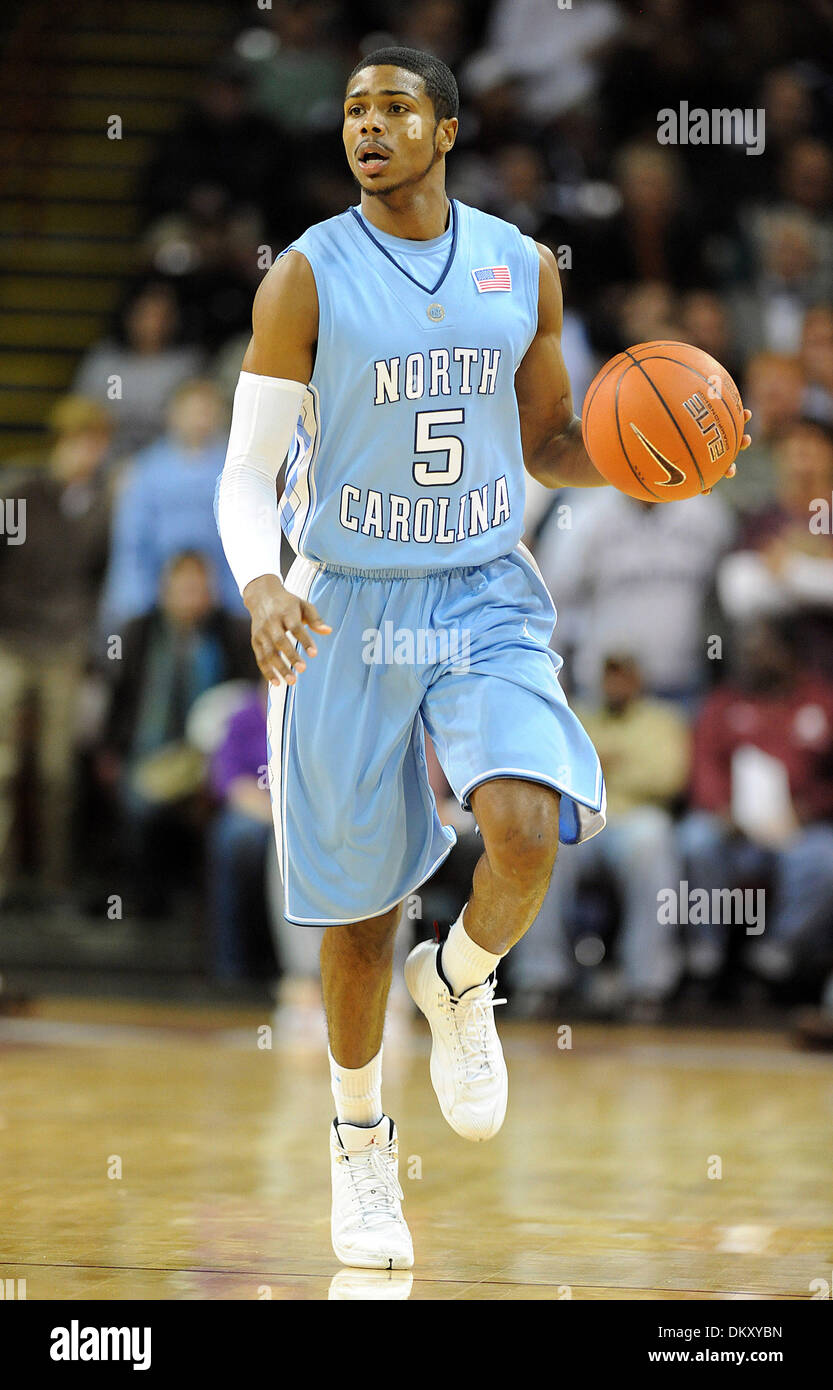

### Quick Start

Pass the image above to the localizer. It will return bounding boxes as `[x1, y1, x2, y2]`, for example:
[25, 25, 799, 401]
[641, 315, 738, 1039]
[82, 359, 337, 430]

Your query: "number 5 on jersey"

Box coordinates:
[412, 409, 465, 486]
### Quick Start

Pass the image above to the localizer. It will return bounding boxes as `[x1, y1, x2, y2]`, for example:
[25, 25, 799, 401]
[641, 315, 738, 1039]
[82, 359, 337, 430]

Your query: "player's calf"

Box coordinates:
[405, 925, 508, 1142]
[466, 779, 561, 954]
[406, 782, 560, 1141]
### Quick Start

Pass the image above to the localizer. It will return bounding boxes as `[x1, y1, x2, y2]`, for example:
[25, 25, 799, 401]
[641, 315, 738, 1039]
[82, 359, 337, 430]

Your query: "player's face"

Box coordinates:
[343, 65, 450, 197]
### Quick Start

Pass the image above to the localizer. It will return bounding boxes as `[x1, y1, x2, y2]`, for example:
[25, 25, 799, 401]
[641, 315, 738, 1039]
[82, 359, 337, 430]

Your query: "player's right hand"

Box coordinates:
[242, 574, 332, 687]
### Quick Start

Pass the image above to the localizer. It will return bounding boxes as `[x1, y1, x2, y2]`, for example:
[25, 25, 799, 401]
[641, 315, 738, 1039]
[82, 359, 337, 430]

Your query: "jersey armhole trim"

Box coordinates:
[518, 233, 541, 363]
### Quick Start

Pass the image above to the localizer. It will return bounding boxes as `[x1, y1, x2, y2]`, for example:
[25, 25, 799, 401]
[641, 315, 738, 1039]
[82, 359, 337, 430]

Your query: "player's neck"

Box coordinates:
[359, 184, 451, 242]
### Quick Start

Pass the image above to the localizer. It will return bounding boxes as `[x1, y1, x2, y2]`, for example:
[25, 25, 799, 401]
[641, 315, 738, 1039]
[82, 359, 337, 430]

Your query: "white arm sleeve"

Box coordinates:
[216, 370, 307, 596]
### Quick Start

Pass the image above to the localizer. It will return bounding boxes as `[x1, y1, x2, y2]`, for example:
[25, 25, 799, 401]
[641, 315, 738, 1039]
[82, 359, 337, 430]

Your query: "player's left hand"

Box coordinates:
[703, 409, 751, 494]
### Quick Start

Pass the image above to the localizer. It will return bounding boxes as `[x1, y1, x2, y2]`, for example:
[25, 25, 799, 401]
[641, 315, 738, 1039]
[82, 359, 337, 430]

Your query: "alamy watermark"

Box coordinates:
[50, 1322, 151, 1370]
[657, 881, 765, 935]
[657, 102, 765, 156]
[362, 621, 472, 672]
[0, 497, 25, 544]
[809, 495, 833, 533]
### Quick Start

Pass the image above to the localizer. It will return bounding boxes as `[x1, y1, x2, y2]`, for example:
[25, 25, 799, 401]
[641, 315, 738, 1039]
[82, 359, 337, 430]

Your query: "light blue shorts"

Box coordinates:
[268, 543, 606, 925]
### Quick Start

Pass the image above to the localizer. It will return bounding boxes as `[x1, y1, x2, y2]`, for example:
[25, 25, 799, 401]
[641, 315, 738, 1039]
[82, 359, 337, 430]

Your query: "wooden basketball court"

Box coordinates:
[1, 997, 829, 1300]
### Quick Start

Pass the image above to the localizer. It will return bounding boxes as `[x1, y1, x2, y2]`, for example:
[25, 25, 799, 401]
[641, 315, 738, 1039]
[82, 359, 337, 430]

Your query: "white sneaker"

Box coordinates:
[405, 939, 507, 1142]
[330, 1116, 414, 1270]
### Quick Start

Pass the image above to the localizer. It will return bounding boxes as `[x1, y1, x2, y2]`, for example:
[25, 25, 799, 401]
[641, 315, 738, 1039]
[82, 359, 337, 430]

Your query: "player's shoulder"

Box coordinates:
[458, 200, 536, 251]
[284, 206, 357, 257]
[250, 211, 358, 341]
[270, 208, 363, 298]
[459, 202, 541, 303]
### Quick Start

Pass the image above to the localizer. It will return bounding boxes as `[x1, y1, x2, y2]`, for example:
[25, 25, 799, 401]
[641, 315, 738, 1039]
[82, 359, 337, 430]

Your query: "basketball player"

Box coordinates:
[216, 47, 751, 1270]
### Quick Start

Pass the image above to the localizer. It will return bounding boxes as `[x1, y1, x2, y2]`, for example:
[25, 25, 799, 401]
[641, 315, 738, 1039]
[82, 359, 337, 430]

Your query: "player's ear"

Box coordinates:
[437, 117, 458, 155]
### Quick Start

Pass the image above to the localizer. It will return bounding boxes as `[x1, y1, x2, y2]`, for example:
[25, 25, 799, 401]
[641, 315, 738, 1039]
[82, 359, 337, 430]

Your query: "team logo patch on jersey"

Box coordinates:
[471, 265, 512, 292]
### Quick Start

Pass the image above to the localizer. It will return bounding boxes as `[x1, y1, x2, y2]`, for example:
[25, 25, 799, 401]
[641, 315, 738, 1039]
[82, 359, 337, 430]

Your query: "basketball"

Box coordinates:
[581, 341, 746, 501]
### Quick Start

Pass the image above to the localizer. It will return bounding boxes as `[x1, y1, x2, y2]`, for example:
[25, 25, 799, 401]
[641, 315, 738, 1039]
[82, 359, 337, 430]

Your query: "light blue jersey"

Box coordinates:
[225, 196, 607, 926]
[278, 199, 540, 572]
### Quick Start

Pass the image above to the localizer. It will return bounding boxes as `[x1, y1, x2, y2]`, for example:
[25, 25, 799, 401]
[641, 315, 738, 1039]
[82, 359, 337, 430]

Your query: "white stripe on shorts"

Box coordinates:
[515, 539, 555, 609]
[267, 553, 321, 880]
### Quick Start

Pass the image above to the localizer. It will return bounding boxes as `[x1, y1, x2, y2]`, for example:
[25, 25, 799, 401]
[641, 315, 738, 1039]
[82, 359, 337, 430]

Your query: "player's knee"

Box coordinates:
[331, 905, 400, 965]
[490, 830, 558, 887]
[481, 789, 560, 886]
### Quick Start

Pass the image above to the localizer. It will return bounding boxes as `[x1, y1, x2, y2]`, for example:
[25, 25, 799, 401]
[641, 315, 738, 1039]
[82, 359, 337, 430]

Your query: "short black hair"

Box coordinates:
[347, 46, 459, 123]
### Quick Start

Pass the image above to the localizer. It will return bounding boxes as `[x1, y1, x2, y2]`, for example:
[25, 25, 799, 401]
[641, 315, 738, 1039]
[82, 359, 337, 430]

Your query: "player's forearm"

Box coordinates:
[215, 371, 306, 595]
[524, 414, 609, 490]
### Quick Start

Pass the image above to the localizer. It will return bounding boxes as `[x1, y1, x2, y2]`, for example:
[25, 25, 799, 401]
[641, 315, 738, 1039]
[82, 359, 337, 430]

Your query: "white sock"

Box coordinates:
[440, 906, 502, 995]
[329, 1045, 383, 1127]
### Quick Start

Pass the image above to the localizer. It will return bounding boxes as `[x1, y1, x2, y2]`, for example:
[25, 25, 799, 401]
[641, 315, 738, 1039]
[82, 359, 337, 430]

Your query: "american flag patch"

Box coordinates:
[472, 265, 512, 292]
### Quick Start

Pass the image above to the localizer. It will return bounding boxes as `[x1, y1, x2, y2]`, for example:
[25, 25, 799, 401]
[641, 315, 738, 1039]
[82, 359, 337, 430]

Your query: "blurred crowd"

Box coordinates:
[2, 0, 833, 1022]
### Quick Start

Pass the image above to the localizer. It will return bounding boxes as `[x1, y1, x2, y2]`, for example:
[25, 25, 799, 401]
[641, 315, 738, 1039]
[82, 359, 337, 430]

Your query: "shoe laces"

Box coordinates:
[443, 977, 506, 1083]
[338, 1137, 404, 1228]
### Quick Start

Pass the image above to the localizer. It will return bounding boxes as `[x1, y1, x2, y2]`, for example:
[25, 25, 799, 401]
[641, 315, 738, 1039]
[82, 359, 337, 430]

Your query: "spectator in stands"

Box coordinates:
[730, 208, 833, 357]
[801, 303, 833, 425]
[679, 618, 833, 986]
[396, 0, 469, 66]
[0, 397, 113, 905]
[511, 652, 690, 1018]
[101, 378, 240, 627]
[759, 67, 815, 156]
[73, 282, 203, 458]
[728, 351, 805, 515]
[207, 683, 276, 983]
[618, 280, 684, 346]
[456, 56, 530, 160]
[599, 0, 732, 155]
[590, 143, 712, 294]
[99, 550, 255, 917]
[680, 290, 744, 388]
[779, 139, 833, 228]
[715, 61, 821, 213]
[244, 0, 347, 135]
[536, 488, 734, 705]
[470, 0, 622, 125]
[485, 143, 555, 239]
[732, 137, 833, 281]
[211, 331, 251, 406]
[141, 57, 282, 229]
[717, 418, 833, 677]
[589, 278, 684, 364]
[145, 204, 268, 352]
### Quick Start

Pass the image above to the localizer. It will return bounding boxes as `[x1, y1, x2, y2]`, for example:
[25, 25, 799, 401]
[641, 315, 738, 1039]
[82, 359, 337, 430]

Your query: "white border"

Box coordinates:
[268, 554, 320, 886]
[459, 766, 607, 845]
[283, 832, 457, 927]
[282, 384, 321, 555]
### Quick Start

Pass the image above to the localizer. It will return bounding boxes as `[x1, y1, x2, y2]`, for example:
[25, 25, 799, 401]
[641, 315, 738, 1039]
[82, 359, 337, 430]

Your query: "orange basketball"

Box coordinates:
[581, 341, 745, 502]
